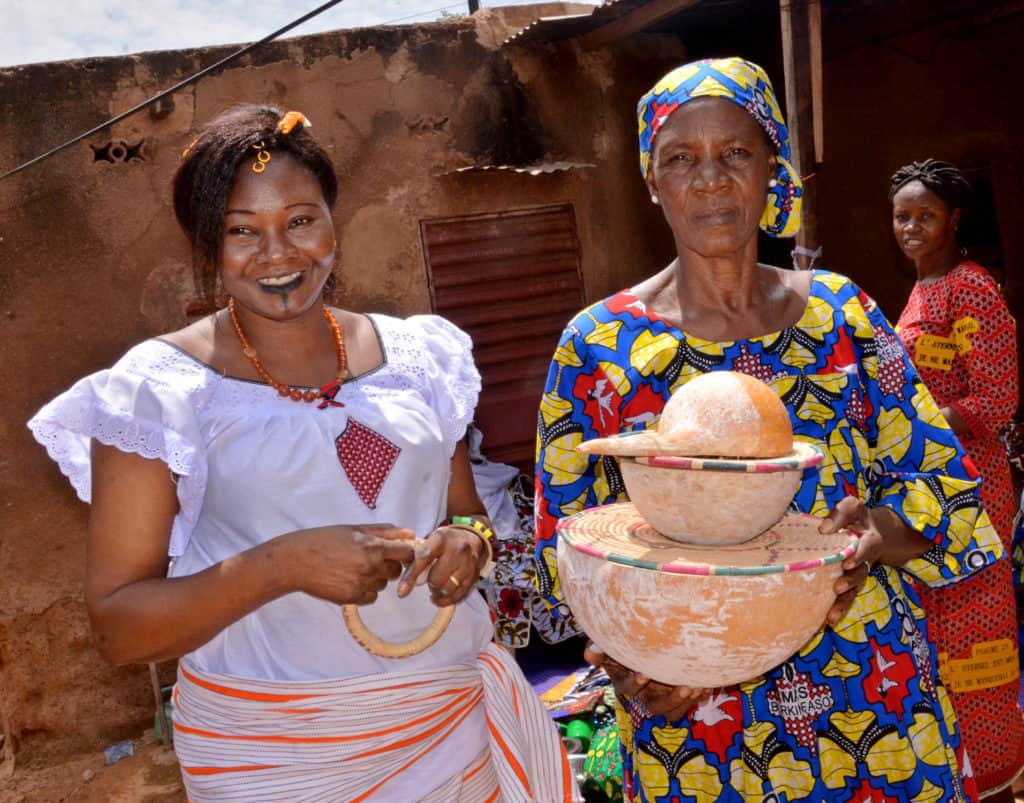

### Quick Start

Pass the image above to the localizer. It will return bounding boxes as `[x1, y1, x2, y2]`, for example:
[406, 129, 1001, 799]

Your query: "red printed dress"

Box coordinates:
[897, 260, 1023, 796]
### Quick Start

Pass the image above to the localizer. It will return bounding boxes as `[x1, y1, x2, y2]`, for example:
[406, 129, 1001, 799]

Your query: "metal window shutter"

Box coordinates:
[420, 203, 585, 472]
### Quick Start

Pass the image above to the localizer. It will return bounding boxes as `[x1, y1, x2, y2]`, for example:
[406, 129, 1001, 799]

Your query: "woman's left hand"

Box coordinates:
[818, 496, 885, 627]
[396, 525, 486, 606]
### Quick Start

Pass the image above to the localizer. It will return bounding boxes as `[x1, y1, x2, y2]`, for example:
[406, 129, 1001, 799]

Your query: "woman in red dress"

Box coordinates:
[892, 158, 1023, 800]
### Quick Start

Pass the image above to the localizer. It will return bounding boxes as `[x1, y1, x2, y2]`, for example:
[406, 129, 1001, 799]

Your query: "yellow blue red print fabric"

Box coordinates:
[534, 271, 1006, 801]
[637, 57, 803, 238]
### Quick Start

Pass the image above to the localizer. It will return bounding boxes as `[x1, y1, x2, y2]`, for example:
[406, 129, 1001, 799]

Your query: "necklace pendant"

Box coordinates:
[317, 380, 345, 410]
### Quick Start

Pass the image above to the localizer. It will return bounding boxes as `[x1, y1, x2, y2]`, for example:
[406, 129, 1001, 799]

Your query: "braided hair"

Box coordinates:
[888, 158, 973, 210]
[173, 104, 338, 309]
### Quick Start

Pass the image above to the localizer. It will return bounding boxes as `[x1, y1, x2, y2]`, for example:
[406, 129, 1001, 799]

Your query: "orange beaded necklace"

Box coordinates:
[228, 298, 348, 404]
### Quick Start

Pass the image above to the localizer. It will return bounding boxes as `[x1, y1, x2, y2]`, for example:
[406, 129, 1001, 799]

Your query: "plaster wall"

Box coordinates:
[0, 6, 682, 765]
[504, 33, 685, 298]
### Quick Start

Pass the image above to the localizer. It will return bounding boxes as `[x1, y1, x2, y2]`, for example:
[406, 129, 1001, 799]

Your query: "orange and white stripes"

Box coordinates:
[172, 643, 579, 802]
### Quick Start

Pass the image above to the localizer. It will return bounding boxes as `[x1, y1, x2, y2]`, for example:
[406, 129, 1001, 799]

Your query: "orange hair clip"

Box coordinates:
[277, 111, 311, 136]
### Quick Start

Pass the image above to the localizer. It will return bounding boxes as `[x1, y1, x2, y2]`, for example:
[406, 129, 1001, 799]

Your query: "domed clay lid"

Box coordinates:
[577, 371, 806, 463]
[557, 505, 857, 576]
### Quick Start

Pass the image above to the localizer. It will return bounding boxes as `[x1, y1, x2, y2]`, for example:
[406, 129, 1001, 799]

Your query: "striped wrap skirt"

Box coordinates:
[172, 643, 579, 802]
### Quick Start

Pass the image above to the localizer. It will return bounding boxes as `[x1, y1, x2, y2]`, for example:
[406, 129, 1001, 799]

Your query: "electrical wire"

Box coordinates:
[379, 3, 467, 25]
[0, 0, 482, 183]
[0, 0, 353, 182]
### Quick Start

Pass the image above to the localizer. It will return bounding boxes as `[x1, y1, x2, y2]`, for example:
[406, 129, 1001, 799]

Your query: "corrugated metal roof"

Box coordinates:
[502, 14, 600, 45]
[503, 0, 653, 45]
[420, 204, 585, 471]
[436, 161, 596, 176]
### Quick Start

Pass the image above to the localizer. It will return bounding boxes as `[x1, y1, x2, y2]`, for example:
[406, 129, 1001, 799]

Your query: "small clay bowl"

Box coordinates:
[557, 504, 858, 688]
[618, 442, 823, 545]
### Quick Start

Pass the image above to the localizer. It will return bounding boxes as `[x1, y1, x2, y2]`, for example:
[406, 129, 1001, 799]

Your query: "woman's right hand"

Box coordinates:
[584, 642, 710, 721]
[280, 523, 416, 605]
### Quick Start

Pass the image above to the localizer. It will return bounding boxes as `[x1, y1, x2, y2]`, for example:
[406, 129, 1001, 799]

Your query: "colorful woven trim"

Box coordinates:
[557, 507, 857, 577]
[633, 442, 823, 473]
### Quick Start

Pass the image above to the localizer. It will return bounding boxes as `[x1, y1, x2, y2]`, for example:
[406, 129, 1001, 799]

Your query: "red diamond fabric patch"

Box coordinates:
[335, 419, 401, 510]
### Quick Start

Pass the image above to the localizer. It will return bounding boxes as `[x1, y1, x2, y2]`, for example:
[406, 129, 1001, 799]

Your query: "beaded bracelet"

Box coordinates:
[449, 515, 496, 579]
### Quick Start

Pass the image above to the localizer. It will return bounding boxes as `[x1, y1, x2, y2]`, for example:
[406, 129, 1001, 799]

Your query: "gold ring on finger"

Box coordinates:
[448, 574, 461, 589]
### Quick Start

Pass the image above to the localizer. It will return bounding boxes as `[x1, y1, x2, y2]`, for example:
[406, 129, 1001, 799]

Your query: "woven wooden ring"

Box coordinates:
[341, 537, 455, 658]
[342, 603, 454, 659]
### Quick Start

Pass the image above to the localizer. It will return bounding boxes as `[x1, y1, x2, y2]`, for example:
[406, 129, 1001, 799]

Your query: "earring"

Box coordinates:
[768, 179, 778, 189]
[651, 195, 660, 205]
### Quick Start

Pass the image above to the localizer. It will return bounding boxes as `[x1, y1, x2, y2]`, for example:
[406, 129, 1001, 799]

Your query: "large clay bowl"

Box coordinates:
[557, 504, 857, 688]
[619, 442, 822, 544]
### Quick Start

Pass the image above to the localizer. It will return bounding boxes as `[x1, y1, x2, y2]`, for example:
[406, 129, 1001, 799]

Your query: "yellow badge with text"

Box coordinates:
[914, 316, 978, 371]
[938, 638, 1019, 693]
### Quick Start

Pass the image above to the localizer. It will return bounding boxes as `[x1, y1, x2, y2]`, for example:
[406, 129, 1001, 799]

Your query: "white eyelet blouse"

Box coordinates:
[28, 313, 493, 683]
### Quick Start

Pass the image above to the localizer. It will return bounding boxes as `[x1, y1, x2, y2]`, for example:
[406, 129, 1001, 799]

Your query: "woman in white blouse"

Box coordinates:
[29, 105, 575, 803]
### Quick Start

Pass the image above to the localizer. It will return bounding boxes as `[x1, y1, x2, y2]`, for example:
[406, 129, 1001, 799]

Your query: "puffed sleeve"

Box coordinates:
[534, 314, 629, 639]
[405, 314, 481, 455]
[947, 265, 1018, 440]
[854, 289, 1005, 587]
[26, 342, 209, 557]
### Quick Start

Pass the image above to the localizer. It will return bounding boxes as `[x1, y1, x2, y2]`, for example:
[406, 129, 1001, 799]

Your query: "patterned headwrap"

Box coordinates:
[637, 57, 803, 238]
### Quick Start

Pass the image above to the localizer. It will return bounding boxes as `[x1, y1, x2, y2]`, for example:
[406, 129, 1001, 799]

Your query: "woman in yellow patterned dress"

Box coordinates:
[534, 58, 1007, 802]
